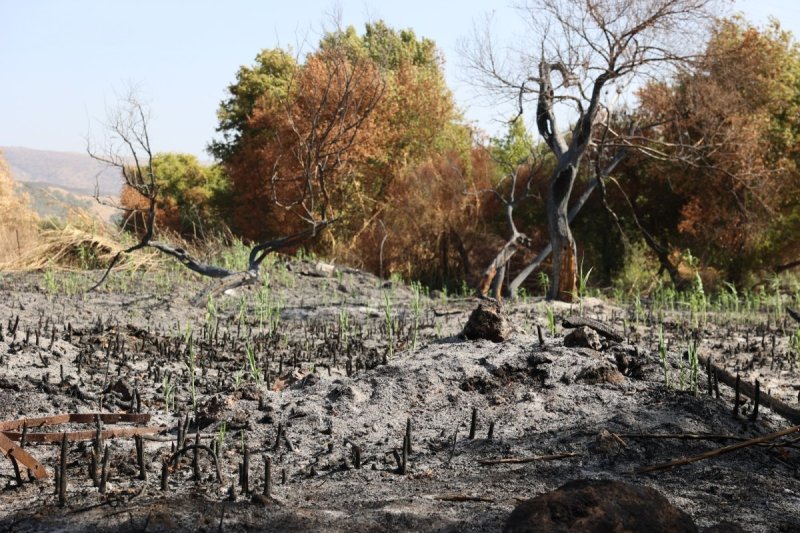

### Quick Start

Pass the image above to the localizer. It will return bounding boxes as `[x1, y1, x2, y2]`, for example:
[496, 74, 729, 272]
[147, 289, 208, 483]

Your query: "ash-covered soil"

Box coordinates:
[0, 258, 799, 532]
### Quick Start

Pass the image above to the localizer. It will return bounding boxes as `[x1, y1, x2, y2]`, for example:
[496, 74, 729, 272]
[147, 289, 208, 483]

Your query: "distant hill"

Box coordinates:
[1, 146, 124, 223]
[15, 182, 119, 223]
[1, 146, 123, 197]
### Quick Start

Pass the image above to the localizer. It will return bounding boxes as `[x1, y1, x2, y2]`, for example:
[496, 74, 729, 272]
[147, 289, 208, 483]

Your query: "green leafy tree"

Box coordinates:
[209, 49, 297, 161]
[121, 153, 230, 238]
[489, 117, 536, 173]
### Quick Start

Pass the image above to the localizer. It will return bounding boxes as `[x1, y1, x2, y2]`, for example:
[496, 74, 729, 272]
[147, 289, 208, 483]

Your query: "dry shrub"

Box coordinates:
[336, 147, 496, 288]
[0, 150, 167, 273]
[0, 149, 160, 273]
[1, 208, 159, 273]
[0, 150, 39, 262]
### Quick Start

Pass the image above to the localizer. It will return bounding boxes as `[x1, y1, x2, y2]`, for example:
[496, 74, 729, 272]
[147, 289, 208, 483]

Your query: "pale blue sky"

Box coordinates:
[1, 0, 797, 158]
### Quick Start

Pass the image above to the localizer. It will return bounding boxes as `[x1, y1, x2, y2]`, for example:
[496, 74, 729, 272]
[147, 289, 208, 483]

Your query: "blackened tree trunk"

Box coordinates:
[547, 163, 580, 301]
[465, 0, 717, 301]
[508, 151, 626, 297]
[534, 59, 599, 301]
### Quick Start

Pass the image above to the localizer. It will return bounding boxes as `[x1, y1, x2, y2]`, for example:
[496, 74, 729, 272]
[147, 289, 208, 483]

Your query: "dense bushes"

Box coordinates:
[119, 19, 800, 295]
[120, 153, 230, 239]
[209, 22, 490, 289]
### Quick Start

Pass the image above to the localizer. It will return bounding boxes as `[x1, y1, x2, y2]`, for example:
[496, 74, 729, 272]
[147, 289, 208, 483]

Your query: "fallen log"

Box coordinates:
[637, 424, 800, 474]
[700, 356, 800, 425]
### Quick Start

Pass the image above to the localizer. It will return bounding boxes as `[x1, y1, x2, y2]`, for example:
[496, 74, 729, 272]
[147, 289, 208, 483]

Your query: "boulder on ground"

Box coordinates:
[505, 479, 697, 533]
[563, 326, 602, 350]
[575, 362, 625, 385]
[462, 300, 510, 343]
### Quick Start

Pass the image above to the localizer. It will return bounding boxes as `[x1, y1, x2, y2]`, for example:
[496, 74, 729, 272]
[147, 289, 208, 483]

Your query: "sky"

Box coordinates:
[1, 0, 798, 159]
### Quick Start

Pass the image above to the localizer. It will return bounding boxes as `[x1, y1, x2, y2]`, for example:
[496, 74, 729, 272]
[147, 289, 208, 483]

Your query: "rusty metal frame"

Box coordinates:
[0, 413, 165, 480]
[0, 413, 151, 432]
[0, 432, 48, 479]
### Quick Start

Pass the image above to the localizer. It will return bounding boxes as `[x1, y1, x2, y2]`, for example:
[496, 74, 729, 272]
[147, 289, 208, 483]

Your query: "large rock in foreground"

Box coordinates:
[505, 479, 697, 533]
[462, 300, 510, 343]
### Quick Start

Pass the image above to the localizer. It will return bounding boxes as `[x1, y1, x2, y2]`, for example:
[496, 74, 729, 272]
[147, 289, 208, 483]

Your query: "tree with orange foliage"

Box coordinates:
[226, 44, 384, 240]
[375, 147, 493, 287]
[216, 22, 473, 283]
[624, 17, 800, 283]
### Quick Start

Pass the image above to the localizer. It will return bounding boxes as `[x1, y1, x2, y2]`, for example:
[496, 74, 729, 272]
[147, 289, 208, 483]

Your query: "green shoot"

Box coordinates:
[545, 305, 556, 337]
[383, 292, 394, 359]
[245, 343, 263, 385]
[659, 326, 670, 389]
[538, 271, 550, 297]
[216, 422, 227, 452]
[162, 374, 176, 413]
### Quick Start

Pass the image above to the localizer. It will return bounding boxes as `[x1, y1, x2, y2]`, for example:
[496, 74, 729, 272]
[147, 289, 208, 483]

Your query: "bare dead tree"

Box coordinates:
[507, 143, 627, 296]
[87, 92, 335, 303]
[464, 0, 719, 301]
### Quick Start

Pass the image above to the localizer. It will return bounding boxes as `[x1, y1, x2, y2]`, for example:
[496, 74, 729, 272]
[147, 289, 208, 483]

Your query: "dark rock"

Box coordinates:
[295, 372, 319, 388]
[575, 363, 625, 385]
[562, 316, 624, 342]
[460, 376, 495, 394]
[0, 377, 23, 391]
[239, 383, 261, 401]
[505, 479, 697, 533]
[612, 347, 655, 380]
[527, 354, 553, 366]
[197, 394, 227, 426]
[251, 493, 277, 506]
[564, 326, 602, 350]
[591, 428, 626, 455]
[327, 384, 366, 403]
[462, 301, 510, 343]
[108, 378, 133, 401]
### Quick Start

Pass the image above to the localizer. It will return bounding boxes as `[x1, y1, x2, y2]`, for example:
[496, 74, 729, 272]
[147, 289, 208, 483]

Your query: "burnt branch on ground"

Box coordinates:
[86, 93, 335, 303]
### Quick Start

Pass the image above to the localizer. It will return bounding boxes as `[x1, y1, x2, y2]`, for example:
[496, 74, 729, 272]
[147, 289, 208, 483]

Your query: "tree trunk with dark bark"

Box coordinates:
[547, 163, 579, 301]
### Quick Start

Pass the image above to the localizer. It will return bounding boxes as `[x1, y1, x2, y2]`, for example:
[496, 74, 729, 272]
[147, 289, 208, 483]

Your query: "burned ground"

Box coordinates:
[0, 259, 798, 531]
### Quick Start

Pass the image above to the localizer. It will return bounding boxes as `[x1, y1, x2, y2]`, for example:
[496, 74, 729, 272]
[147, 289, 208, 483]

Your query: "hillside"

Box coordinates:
[1, 146, 122, 197]
[1, 146, 123, 222]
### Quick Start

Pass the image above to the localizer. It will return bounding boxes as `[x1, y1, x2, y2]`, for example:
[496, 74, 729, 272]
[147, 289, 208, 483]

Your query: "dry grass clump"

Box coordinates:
[0, 150, 164, 274]
[1, 209, 161, 272]
[0, 150, 39, 261]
